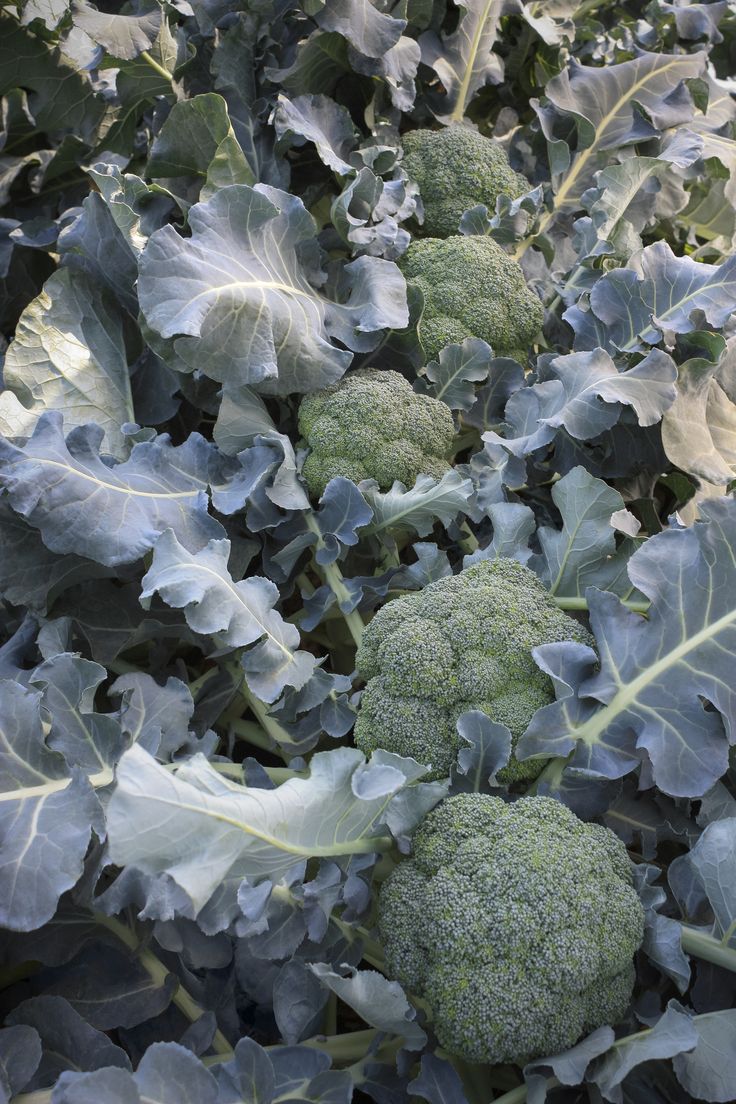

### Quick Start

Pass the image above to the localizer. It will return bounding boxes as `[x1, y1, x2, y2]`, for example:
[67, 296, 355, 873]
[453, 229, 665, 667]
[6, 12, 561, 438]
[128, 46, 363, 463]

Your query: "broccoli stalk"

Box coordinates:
[303, 510, 366, 648]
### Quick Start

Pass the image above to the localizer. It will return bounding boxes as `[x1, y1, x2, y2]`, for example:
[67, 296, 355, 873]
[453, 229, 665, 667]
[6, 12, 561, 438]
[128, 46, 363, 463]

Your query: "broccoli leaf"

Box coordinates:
[0, 413, 224, 568]
[672, 1010, 736, 1103]
[589, 1001, 697, 1103]
[519, 498, 736, 798]
[106, 745, 437, 914]
[0, 270, 135, 459]
[140, 530, 317, 702]
[419, 0, 521, 123]
[529, 466, 642, 601]
[661, 337, 736, 487]
[0, 682, 104, 931]
[272, 93, 358, 176]
[362, 471, 473, 536]
[70, 1, 163, 61]
[669, 818, 736, 945]
[534, 51, 706, 225]
[309, 964, 426, 1049]
[0, 1025, 42, 1101]
[146, 93, 254, 200]
[138, 184, 408, 395]
[417, 338, 493, 411]
[566, 245, 736, 353]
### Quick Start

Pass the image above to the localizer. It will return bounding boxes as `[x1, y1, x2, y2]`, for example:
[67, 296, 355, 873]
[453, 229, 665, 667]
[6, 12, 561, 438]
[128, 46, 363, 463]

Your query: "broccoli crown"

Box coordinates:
[401, 125, 528, 238]
[354, 558, 593, 784]
[378, 793, 645, 1064]
[298, 368, 455, 497]
[398, 236, 544, 363]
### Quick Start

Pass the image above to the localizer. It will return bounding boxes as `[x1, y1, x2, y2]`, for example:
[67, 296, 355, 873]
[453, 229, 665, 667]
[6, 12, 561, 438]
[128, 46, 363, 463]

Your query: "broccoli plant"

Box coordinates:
[354, 558, 593, 781]
[1, 2, 736, 1104]
[378, 794, 646, 1063]
[298, 368, 456, 496]
[401, 125, 529, 238]
[399, 236, 544, 361]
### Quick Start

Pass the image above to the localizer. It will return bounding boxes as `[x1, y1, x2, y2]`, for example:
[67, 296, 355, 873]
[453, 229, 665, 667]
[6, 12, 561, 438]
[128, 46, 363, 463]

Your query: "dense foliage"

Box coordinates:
[1, 1, 736, 1102]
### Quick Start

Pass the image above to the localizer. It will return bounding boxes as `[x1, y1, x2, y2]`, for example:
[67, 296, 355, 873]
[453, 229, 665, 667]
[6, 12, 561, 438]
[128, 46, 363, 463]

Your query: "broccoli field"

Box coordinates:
[2, 0, 736, 1101]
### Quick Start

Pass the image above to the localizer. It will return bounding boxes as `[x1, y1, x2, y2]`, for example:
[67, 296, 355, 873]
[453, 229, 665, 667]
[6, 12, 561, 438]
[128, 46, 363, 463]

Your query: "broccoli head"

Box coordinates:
[398, 236, 544, 362]
[378, 793, 645, 1064]
[298, 368, 455, 498]
[354, 558, 593, 783]
[401, 125, 528, 238]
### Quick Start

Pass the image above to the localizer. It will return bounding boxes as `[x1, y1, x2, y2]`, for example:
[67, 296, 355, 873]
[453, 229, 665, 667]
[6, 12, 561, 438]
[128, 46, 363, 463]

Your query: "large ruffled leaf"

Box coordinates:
[529, 466, 642, 602]
[70, 1, 163, 61]
[0, 270, 134, 459]
[536, 51, 706, 216]
[106, 745, 442, 913]
[0, 413, 224, 567]
[362, 471, 474, 537]
[519, 498, 736, 798]
[138, 184, 408, 395]
[566, 244, 736, 353]
[419, 0, 520, 123]
[0, 682, 103, 931]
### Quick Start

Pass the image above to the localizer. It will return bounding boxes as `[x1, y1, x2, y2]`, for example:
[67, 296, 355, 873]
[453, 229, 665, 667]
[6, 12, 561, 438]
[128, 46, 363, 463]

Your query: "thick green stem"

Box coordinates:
[239, 686, 298, 757]
[524, 754, 569, 796]
[229, 716, 280, 754]
[199, 1029, 385, 1071]
[140, 49, 175, 84]
[0, 961, 40, 990]
[324, 991, 338, 1036]
[331, 916, 387, 973]
[319, 558, 366, 648]
[450, 1058, 495, 1104]
[304, 514, 366, 647]
[95, 915, 233, 1058]
[681, 925, 736, 973]
[552, 596, 650, 616]
[492, 1079, 559, 1104]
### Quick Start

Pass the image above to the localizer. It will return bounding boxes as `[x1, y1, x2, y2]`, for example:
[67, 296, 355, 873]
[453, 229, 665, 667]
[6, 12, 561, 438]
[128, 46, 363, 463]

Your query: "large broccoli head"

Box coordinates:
[401, 125, 528, 238]
[378, 793, 645, 1064]
[398, 236, 544, 362]
[298, 368, 455, 498]
[354, 558, 593, 783]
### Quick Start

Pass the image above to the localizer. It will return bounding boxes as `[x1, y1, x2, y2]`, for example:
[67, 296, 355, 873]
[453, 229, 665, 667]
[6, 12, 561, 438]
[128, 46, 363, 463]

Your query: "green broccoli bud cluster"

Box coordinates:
[401, 124, 529, 238]
[398, 235, 544, 362]
[354, 558, 593, 783]
[378, 793, 645, 1065]
[298, 368, 455, 498]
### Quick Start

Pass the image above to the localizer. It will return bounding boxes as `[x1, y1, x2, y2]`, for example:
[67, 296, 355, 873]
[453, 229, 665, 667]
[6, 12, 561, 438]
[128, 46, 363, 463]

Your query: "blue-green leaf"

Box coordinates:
[519, 498, 736, 798]
[0, 413, 223, 567]
[138, 184, 408, 394]
[140, 529, 317, 701]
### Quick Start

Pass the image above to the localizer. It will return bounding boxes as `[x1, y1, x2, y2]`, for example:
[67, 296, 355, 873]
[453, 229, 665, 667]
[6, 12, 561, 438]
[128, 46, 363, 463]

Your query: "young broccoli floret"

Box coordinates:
[298, 368, 455, 497]
[401, 125, 529, 238]
[354, 558, 593, 783]
[378, 794, 645, 1064]
[398, 236, 544, 362]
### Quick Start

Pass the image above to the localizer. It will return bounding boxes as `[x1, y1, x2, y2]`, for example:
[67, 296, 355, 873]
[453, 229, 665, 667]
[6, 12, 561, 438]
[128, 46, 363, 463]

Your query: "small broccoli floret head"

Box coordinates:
[354, 558, 593, 783]
[398, 236, 544, 362]
[401, 125, 528, 238]
[378, 794, 645, 1064]
[298, 368, 455, 498]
